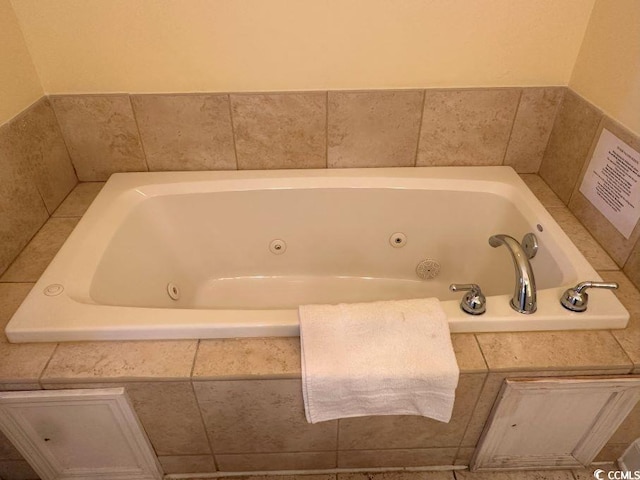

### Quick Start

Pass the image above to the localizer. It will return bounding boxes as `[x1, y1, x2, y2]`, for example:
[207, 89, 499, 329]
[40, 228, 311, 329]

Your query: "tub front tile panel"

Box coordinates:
[6, 98, 77, 214]
[231, 92, 327, 170]
[519, 174, 564, 208]
[593, 443, 629, 463]
[0, 430, 22, 460]
[0, 459, 40, 480]
[455, 470, 575, 480]
[215, 452, 337, 472]
[338, 472, 453, 480]
[42, 340, 197, 382]
[125, 381, 211, 456]
[539, 90, 603, 204]
[504, 87, 564, 173]
[0, 217, 79, 283]
[601, 271, 640, 370]
[451, 334, 487, 374]
[547, 206, 618, 270]
[0, 123, 49, 276]
[568, 119, 640, 267]
[51, 95, 147, 181]
[52, 182, 104, 217]
[337, 373, 485, 450]
[454, 447, 476, 466]
[416, 88, 520, 167]
[193, 379, 338, 454]
[337, 447, 457, 468]
[131, 94, 237, 171]
[475, 330, 632, 372]
[327, 90, 423, 168]
[193, 337, 301, 380]
[158, 455, 216, 474]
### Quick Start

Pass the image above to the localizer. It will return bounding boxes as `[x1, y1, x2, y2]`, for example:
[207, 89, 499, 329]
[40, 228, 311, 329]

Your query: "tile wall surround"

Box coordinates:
[2, 87, 640, 478]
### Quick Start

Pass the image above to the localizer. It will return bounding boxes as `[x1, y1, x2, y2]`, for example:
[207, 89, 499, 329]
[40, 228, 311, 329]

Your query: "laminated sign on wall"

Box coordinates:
[579, 129, 640, 239]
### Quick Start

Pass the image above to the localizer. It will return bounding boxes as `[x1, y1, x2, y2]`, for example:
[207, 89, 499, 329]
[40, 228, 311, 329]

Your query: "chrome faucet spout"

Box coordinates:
[489, 234, 537, 314]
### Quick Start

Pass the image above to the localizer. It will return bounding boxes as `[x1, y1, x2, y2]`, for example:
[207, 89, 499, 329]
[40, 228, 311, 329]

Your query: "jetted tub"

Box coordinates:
[6, 167, 629, 342]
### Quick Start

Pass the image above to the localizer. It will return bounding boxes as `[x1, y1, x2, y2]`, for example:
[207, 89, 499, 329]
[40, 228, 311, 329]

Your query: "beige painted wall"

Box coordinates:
[10, 0, 594, 94]
[570, 0, 640, 136]
[0, 0, 42, 124]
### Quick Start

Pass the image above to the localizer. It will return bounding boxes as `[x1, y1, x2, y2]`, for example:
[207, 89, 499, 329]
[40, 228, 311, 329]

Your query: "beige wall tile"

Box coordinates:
[417, 89, 520, 166]
[539, 90, 602, 204]
[0, 217, 79, 282]
[0, 431, 22, 460]
[51, 95, 147, 181]
[52, 182, 104, 217]
[193, 337, 301, 380]
[0, 342, 56, 384]
[625, 240, 640, 293]
[547, 206, 618, 270]
[125, 382, 211, 456]
[0, 123, 49, 276]
[452, 334, 487, 374]
[608, 397, 640, 445]
[132, 94, 236, 171]
[0, 283, 34, 343]
[337, 448, 457, 468]
[231, 93, 326, 170]
[42, 340, 197, 382]
[337, 373, 485, 450]
[327, 90, 423, 168]
[568, 119, 640, 267]
[338, 472, 453, 480]
[476, 331, 632, 372]
[216, 452, 336, 471]
[7, 98, 77, 213]
[593, 443, 627, 463]
[158, 455, 216, 474]
[194, 379, 337, 453]
[600, 271, 640, 368]
[456, 470, 575, 480]
[455, 447, 475, 466]
[519, 174, 564, 208]
[0, 459, 40, 480]
[504, 88, 564, 173]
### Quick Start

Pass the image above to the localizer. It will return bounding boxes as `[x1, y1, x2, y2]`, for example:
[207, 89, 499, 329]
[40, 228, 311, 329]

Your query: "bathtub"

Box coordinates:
[6, 167, 629, 342]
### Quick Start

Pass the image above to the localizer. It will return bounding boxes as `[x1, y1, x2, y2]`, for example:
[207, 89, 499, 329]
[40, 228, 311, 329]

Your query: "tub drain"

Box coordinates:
[415, 259, 441, 280]
[167, 282, 180, 301]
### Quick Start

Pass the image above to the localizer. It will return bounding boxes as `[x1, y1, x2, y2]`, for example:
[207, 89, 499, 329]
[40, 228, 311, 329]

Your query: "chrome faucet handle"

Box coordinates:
[560, 281, 619, 312]
[450, 284, 486, 316]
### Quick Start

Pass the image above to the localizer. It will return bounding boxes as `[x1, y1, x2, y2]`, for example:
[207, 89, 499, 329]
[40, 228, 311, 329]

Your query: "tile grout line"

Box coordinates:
[189, 373, 220, 471]
[500, 87, 523, 166]
[413, 89, 427, 167]
[38, 342, 60, 389]
[325, 91, 329, 169]
[227, 94, 240, 170]
[226, 93, 240, 170]
[128, 94, 151, 173]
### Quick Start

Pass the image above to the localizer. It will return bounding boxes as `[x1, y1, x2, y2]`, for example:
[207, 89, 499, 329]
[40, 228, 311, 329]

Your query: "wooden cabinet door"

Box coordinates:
[472, 376, 640, 471]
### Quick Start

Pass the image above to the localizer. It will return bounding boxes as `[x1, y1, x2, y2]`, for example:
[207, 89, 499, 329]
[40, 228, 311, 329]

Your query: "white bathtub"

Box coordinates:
[6, 167, 629, 342]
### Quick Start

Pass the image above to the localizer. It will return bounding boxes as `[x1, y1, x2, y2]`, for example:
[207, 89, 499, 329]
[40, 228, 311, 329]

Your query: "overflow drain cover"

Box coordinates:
[44, 284, 64, 296]
[167, 283, 180, 301]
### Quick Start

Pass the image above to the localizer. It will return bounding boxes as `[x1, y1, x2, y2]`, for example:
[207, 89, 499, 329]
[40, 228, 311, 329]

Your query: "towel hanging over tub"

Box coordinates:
[298, 297, 459, 424]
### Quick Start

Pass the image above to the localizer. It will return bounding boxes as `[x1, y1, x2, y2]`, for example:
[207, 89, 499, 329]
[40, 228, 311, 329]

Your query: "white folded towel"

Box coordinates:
[299, 298, 459, 424]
